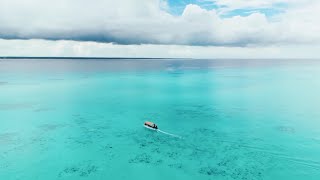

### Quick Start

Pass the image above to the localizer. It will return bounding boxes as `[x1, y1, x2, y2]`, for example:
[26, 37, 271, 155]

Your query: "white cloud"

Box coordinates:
[0, 0, 319, 48]
[0, 39, 319, 59]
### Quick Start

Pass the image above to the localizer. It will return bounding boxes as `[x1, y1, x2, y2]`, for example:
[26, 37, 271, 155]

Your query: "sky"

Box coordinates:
[0, 0, 319, 58]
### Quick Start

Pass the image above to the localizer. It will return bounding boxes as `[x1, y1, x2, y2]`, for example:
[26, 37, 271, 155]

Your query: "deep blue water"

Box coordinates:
[1, 59, 320, 180]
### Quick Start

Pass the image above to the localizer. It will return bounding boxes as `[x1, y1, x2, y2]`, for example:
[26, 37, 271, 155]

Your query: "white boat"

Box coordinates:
[144, 121, 158, 130]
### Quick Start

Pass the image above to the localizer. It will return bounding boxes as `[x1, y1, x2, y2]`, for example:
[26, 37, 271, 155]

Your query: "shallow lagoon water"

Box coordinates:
[1, 59, 320, 180]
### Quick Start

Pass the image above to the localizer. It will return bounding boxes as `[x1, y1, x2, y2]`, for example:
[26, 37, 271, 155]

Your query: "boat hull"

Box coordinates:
[144, 125, 158, 131]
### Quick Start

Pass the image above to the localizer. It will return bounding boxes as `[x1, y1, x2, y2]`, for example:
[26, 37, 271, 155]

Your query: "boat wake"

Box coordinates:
[157, 129, 182, 139]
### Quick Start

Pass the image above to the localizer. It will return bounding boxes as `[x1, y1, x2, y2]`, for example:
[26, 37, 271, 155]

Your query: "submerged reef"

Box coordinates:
[277, 126, 295, 134]
[38, 124, 67, 131]
[128, 153, 152, 164]
[59, 163, 98, 178]
[0, 132, 19, 146]
[0, 103, 35, 110]
[125, 127, 271, 180]
[199, 166, 227, 177]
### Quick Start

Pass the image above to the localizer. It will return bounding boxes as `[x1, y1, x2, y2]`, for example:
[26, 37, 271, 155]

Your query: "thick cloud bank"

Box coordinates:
[0, 0, 319, 46]
[1, 39, 319, 59]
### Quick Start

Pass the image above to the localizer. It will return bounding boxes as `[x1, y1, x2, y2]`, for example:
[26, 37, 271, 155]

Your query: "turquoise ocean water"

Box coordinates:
[1, 59, 320, 180]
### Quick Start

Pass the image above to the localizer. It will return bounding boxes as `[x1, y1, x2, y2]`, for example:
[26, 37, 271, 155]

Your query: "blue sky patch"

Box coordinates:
[166, 0, 287, 17]
[221, 8, 285, 18]
[166, 0, 218, 15]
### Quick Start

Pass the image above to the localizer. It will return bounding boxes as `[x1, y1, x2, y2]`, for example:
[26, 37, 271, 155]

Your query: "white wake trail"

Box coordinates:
[157, 129, 182, 139]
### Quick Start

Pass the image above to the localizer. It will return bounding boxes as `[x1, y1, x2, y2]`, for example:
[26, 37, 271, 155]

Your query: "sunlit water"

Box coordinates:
[1, 59, 320, 180]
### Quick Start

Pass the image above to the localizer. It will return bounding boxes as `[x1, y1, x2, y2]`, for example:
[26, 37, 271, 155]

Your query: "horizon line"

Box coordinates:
[0, 56, 320, 60]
